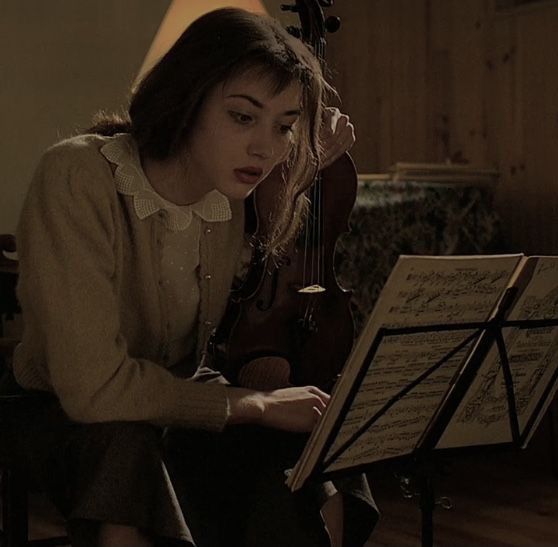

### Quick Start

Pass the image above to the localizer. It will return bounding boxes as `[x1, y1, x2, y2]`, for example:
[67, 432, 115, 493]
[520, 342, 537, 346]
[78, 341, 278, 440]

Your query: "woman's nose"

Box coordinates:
[247, 131, 274, 160]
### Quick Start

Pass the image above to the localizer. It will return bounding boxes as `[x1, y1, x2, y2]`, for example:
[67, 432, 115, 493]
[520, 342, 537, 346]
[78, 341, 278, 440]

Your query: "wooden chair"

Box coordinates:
[0, 234, 69, 547]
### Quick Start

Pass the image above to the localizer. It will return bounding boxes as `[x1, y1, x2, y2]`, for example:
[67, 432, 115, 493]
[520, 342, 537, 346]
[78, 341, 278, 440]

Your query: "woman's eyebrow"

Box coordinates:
[226, 94, 301, 116]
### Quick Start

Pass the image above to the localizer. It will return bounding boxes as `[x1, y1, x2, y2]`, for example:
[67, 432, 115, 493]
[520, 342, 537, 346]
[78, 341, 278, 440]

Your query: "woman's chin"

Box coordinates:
[220, 184, 257, 201]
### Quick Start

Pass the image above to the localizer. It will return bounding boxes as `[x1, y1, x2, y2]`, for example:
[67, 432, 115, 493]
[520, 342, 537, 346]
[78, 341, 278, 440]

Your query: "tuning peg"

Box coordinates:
[325, 16, 341, 33]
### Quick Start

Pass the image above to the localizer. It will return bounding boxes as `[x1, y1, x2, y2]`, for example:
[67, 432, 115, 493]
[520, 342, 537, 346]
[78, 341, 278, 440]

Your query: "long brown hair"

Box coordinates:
[89, 8, 332, 255]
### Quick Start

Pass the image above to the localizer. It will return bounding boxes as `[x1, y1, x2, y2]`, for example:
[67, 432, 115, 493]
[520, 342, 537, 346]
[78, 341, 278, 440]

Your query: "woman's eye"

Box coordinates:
[279, 125, 294, 135]
[229, 111, 253, 124]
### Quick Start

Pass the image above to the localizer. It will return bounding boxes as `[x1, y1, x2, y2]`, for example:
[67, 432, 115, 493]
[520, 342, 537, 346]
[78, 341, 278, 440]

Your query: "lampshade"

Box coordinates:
[137, 0, 268, 80]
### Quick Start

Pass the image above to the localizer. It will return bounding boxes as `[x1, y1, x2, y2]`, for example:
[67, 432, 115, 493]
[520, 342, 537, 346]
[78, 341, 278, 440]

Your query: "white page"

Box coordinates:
[439, 256, 558, 449]
[325, 329, 475, 471]
[288, 254, 522, 490]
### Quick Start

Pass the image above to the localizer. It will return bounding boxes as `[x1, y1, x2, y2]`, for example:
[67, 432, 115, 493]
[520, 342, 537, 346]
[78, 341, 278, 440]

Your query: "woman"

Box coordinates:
[12, 7, 377, 547]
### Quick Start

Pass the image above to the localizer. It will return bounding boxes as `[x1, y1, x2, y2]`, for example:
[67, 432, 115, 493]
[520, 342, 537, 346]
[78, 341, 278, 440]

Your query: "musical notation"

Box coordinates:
[326, 329, 474, 470]
[288, 254, 558, 491]
[379, 264, 515, 327]
[439, 256, 558, 448]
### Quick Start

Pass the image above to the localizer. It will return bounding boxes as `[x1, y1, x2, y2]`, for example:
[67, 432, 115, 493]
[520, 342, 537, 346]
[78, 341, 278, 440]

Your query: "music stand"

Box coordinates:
[308, 289, 558, 547]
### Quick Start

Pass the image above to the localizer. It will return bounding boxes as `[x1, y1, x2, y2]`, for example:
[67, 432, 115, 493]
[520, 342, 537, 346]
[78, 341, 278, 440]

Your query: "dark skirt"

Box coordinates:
[6, 394, 378, 547]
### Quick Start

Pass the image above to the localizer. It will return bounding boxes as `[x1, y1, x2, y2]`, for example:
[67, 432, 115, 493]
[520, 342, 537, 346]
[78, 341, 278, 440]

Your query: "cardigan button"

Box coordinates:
[204, 274, 212, 280]
[205, 227, 212, 234]
[204, 320, 213, 326]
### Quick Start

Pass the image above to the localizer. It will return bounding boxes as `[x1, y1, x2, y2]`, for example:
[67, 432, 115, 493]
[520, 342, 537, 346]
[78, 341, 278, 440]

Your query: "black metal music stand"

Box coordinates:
[309, 289, 558, 547]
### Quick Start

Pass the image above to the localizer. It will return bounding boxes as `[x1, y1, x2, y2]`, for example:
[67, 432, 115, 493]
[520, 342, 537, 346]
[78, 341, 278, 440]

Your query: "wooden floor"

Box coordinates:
[14, 445, 558, 546]
[364, 448, 558, 547]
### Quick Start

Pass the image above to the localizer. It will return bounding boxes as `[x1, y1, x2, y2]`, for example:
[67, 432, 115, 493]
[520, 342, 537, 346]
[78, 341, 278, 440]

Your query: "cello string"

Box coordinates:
[302, 189, 312, 289]
[318, 40, 325, 290]
[317, 174, 323, 289]
[312, 177, 320, 285]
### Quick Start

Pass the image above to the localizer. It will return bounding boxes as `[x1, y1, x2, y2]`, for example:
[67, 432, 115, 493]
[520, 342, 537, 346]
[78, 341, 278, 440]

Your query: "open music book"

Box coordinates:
[287, 254, 558, 491]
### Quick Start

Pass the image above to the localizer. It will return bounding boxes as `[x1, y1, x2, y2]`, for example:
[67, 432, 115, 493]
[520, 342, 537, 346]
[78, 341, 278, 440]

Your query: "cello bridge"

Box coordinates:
[298, 284, 326, 294]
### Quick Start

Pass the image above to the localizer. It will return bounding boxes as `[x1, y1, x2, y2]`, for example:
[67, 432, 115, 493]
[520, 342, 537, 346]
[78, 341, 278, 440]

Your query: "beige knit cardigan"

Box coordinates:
[13, 134, 245, 431]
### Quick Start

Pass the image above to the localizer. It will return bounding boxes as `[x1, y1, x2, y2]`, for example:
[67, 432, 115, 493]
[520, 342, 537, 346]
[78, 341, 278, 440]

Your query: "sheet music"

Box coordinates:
[325, 330, 475, 471]
[439, 256, 558, 449]
[287, 255, 522, 490]
[366, 255, 520, 328]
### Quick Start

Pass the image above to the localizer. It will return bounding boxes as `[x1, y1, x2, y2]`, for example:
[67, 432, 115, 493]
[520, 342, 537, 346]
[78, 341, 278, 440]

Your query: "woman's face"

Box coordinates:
[185, 69, 303, 201]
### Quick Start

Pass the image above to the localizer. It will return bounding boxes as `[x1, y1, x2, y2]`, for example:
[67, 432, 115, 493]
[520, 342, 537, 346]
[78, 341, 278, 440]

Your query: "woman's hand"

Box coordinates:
[319, 107, 356, 170]
[227, 385, 330, 433]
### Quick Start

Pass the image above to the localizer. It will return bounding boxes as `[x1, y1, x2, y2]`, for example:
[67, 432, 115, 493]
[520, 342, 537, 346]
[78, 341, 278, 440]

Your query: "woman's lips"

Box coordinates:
[234, 167, 263, 185]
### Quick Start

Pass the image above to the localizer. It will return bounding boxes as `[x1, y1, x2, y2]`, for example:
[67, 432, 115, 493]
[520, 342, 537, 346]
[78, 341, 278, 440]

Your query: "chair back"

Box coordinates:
[0, 234, 20, 375]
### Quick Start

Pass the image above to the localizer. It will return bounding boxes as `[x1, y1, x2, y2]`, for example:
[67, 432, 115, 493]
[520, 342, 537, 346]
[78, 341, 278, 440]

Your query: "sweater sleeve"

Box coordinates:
[15, 141, 230, 430]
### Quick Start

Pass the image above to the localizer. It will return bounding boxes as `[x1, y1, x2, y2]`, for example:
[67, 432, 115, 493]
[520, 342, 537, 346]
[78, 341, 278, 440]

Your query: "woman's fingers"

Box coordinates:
[227, 385, 333, 433]
[254, 385, 331, 432]
[306, 385, 330, 407]
[320, 107, 356, 169]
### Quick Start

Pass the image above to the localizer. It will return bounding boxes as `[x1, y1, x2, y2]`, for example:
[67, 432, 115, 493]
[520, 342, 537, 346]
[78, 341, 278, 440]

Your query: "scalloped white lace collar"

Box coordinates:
[100, 133, 232, 232]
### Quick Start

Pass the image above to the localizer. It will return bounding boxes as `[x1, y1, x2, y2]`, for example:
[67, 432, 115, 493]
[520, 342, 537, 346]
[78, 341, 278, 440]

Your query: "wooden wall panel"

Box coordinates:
[491, 11, 529, 251]
[372, 0, 395, 169]
[486, 13, 518, 187]
[446, 0, 490, 164]
[326, 0, 558, 253]
[388, 1, 429, 164]
[427, 0, 453, 161]
[326, 0, 396, 171]
[514, 8, 558, 253]
[489, 4, 558, 253]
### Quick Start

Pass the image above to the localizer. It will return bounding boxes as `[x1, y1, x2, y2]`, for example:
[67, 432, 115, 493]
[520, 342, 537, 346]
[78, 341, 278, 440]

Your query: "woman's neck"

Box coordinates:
[141, 154, 210, 206]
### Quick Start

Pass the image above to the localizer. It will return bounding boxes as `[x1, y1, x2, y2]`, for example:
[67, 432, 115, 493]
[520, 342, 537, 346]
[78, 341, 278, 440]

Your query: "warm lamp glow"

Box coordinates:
[137, 0, 268, 81]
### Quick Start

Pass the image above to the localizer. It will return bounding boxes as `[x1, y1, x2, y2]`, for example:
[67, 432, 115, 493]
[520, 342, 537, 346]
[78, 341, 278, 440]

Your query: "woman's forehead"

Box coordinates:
[220, 71, 303, 109]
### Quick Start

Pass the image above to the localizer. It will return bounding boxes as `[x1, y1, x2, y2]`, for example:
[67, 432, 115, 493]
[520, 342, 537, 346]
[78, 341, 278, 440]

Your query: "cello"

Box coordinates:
[210, 0, 357, 392]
